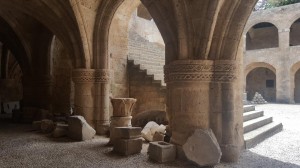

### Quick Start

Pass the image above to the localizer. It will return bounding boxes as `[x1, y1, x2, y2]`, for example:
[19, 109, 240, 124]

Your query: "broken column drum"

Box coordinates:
[109, 98, 137, 144]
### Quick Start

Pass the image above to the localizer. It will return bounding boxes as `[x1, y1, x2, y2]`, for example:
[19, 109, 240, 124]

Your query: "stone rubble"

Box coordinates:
[183, 129, 222, 167]
[141, 121, 166, 142]
[67, 116, 96, 141]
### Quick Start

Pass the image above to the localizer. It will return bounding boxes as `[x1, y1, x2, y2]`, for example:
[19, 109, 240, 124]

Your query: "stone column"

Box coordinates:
[109, 98, 136, 144]
[72, 69, 111, 135]
[165, 60, 241, 161]
[277, 28, 291, 103]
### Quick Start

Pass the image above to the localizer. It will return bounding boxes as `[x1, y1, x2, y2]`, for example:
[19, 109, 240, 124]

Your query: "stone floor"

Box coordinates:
[0, 104, 300, 168]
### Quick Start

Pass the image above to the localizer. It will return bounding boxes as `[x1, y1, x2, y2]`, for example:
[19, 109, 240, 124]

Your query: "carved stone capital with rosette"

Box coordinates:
[72, 69, 110, 84]
[164, 60, 238, 83]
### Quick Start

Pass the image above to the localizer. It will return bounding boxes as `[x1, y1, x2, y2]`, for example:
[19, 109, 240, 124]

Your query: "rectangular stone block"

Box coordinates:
[114, 127, 142, 139]
[113, 138, 143, 156]
[148, 141, 176, 163]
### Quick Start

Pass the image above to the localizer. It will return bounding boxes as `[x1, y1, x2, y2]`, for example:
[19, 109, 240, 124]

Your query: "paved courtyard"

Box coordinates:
[0, 104, 299, 168]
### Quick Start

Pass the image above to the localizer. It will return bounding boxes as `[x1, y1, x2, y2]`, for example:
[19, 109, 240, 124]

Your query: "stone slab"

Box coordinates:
[113, 138, 143, 156]
[148, 141, 176, 163]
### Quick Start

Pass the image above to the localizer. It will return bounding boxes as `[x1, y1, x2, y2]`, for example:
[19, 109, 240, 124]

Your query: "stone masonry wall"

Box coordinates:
[244, 3, 300, 103]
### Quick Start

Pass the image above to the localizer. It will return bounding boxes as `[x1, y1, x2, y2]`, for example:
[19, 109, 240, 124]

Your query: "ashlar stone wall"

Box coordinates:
[244, 3, 300, 103]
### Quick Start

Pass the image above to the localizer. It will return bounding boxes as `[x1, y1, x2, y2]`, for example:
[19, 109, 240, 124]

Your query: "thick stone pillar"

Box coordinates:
[165, 60, 242, 161]
[276, 28, 291, 103]
[72, 69, 110, 135]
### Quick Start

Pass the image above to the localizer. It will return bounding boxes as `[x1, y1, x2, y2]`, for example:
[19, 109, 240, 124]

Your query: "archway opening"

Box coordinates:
[246, 67, 276, 102]
[290, 18, 300, 46]
[246, 22, 279, 50]
[107, 1, 166, 121]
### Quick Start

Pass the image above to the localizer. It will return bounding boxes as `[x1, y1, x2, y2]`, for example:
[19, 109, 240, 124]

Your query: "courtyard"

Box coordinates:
[0, 104, 299, 168]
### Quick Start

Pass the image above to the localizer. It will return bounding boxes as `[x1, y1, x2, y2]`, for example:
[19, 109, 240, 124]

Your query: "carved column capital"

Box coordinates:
[72, 69, 110, 84]
[164, 60, 238, 83]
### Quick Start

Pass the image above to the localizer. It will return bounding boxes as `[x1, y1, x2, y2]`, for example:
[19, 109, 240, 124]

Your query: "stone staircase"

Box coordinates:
[243, 105, 283, 148]
[127, 60, 166, 89]
[128, 29, 165, 87]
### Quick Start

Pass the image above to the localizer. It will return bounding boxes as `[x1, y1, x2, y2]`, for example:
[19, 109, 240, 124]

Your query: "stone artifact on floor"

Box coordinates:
[141, 121, 166, 142]
[113, 127, 143, 156]
[109, 98, 137, 145]
[52, 123, 68, 138]
[67, 116, 96, 141]
[251, 92, 268, 104]
[40, 119, 56, 133]
[183, 129, 222, 167]
[148, 141, 176, 163]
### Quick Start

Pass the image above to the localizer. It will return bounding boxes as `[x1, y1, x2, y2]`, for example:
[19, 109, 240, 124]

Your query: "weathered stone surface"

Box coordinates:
[67, 116, 96, 141]
[113, 138, 143, 156]
[110, 98, 137, 117]
[141, 121, 166, 142]
[52, 123, 68, 138]
[114, 127, 142, 139]
[183, 129, 222, 167]
[132, 110, 168, 127]
[109, 116, 133, 145]
[148, 141, 176, 163]
[153, 132, 164, 142]
[41, 119, 55, 133]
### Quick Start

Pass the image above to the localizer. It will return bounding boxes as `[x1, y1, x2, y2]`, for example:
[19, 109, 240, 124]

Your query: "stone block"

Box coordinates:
[114, 127, 142, 139]
[148, 141, 176, 163]
[153, 132, 164, 141]
[182, 129, 222, 167]
[53, 123, 68, 138]
[113, 138, 143, 156]
[41, 119, 56, 133]
[67, 116, 96, 141]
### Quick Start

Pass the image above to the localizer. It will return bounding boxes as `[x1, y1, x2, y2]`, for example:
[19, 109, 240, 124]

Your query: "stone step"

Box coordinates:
[243, 110, 264, 122]
[243, 105, 255, 113]
[243, 116, 273, 134]
[244, 122, 283, 149]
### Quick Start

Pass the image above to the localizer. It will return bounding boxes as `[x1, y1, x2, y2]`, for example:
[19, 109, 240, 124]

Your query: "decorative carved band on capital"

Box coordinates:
[164, 60, 238, 83]
[72, 69, 110, 83]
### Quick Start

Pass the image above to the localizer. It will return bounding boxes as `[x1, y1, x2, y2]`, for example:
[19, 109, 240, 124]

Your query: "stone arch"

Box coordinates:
[290, 62, 300, 103]
[245, 22, 279, 50]
[244, 19, 280, 34]
[0, 17, 31, 76]
[246, 66, 277, 102]
[290, 18, 300, 46]
[0, 0, 87, 69]
[245, 62, 276, 76]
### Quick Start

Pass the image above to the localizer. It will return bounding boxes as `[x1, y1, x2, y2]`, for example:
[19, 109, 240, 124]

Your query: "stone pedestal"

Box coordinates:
[148, 141, 176, 163]
[109, 98, 136, 145]
[165, 60, 242, 162]
[72, 69, 110, 135]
